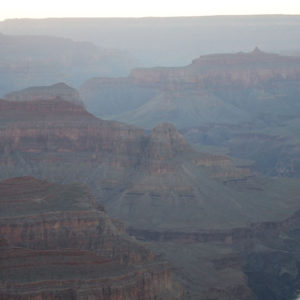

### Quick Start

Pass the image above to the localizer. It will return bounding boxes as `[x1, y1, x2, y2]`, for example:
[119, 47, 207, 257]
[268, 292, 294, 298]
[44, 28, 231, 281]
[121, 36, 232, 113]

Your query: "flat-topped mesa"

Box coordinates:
[129, 49, 300, 88]
[0, 176, 178, 300]
[80, 49, 300, 130]
[4, 82, 84, 107]
[190, 47, 280, 65]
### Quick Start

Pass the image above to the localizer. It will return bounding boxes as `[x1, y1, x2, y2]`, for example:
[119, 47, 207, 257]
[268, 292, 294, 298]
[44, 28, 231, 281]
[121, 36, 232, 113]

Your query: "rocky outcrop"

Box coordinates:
[1, 97, 299, 232]
[0, 176, 178, 300]
[4, 83, 84, 107]
[0, 99, 191, 174]
[0, 97, 145, 169]
[141, 123, 192, 173]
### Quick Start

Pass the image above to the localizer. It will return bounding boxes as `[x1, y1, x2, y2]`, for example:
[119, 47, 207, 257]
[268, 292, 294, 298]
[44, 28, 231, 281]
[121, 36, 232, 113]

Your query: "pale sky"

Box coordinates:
[1, 0, 300, 20]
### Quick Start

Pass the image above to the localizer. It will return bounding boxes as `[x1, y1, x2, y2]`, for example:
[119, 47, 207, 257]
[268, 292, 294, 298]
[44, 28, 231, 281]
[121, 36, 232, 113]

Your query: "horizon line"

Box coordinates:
[1, 13, 300, 22]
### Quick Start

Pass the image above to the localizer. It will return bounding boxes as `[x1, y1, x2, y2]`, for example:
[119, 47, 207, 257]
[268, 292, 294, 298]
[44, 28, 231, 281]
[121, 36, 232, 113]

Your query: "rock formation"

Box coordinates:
[0, 176, 178, 300]
[4, 82, 84, 107]
[131, 208, 300, 300]
[0, 95, 299, 231]
[1, 94, 300, 299]
[80, 49, 300, 127]
[80, 49, 300, 177]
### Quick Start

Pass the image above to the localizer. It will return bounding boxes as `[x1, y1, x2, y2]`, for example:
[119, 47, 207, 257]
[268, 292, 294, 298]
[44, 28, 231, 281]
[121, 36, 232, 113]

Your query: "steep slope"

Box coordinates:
[0, 96, 299, 231]
[0, 176, 177, 300]
[79, 77, 156, 118]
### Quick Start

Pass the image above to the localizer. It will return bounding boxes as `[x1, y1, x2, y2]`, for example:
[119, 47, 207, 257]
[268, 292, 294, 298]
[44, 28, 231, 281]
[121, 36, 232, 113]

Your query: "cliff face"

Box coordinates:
[0, 176, 177, 300]
[0, 96, 299, 232]
[0, 97, 145, 169]
[80, 49, 300, 128]
[80, 50, 300, 177]
[141, 123, 192, 174]
[129, 48, 300, 88]
[1, 90, 300, 300]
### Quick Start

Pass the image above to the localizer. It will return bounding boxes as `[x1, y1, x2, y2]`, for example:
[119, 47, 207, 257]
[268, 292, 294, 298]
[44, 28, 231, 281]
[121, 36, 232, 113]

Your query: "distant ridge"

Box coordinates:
[81, 49, 300, 128]
[1, 15, 300, 67]
[4, 82, 84, 107]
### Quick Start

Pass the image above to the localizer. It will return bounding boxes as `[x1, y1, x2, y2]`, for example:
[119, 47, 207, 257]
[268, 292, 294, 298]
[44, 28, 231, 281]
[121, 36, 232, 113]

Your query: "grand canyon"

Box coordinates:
[1, 15, 300, 300]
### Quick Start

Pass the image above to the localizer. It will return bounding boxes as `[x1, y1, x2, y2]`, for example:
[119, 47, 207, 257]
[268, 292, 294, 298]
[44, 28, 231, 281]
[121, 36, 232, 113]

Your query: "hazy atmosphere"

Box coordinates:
[1, 2, 300, 300]
[1, 0, 300, 19]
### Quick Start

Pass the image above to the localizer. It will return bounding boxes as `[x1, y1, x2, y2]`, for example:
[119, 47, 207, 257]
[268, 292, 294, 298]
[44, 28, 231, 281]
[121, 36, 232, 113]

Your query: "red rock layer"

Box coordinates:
[0, 177, 178, 300]
[0, 98, 195, 174]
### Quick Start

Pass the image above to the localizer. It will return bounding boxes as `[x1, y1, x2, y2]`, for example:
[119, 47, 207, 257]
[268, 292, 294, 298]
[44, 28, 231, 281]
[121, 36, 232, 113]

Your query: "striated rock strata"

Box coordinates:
[1, 92, 300, 299]
[80, 49, 300, 128]
[132, 209, 300, 300]
[0, 97, 299, 231]
[80, 50, 300, 177]
[0, 176, 178, 300]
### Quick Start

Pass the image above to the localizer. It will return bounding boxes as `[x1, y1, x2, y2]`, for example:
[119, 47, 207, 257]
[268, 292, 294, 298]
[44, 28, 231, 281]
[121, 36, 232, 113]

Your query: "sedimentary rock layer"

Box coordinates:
[0, 176, 177, 300]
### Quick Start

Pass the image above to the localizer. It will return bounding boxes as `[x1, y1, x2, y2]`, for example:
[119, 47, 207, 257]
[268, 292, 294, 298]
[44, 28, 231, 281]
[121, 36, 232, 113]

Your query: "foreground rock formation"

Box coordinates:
[0, 176, 177, 300]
